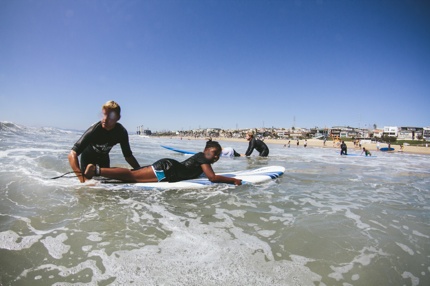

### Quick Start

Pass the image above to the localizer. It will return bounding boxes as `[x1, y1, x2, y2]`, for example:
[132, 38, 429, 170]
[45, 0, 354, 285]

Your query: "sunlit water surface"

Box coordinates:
[1, 125, 429, 285]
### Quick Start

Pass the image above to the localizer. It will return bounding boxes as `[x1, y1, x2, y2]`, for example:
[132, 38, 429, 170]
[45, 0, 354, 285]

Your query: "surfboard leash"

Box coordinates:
[48, 171, 81, 179]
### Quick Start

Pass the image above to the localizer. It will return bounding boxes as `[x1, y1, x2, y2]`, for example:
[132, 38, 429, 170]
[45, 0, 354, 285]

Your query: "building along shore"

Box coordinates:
[161, 137, 430, 156]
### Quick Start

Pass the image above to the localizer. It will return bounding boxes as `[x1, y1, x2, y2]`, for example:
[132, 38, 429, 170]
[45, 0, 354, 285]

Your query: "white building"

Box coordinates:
[383, 126, 398, 137]
[373, 129, 384, 138]
[424, 127, 430, 141]
[398, 130, 413, 140]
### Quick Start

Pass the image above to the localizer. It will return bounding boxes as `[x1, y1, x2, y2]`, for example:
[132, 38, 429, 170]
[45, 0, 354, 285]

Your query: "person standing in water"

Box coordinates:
[244, 131, 269, 157]
[68, 101, 140, 183]
[84, 140, 242, 185]
[340, 140, 348, 155]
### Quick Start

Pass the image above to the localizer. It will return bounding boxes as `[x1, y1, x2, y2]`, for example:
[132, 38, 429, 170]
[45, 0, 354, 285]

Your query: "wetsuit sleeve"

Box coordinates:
[71, 123, 98, 155]
[245, 138, 256, 156]
[119, 128, 133, 158]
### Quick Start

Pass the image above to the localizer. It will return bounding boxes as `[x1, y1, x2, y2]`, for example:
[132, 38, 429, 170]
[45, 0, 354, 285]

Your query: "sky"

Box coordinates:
[1, 0, 429, 132]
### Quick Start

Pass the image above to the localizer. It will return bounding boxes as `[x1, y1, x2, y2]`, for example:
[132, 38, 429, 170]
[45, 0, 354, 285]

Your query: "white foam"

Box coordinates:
[396, 242, 414, 255]
[41, 233, 71, 259]
[412, 230, 430, 238]
[328, 247, 387, 281]
[344, 209, 370, 230]
[225, 209, 246, 218]
[0, 230, 42, 250]
[402, 271, 420, 286]
[15, 201, 324, 285]
[86, 233, 103, 242]
[257, 229, 276, 237]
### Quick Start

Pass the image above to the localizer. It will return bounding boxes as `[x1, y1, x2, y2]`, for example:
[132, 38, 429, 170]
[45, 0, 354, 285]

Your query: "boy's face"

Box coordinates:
[101, 108, 119, 130]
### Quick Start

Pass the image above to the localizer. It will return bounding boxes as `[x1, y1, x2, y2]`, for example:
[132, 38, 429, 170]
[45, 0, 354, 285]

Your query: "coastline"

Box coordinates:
[171, 137, 430, 156]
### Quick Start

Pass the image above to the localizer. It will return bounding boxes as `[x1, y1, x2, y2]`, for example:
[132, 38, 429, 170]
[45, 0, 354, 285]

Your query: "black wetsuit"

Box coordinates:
[245, 138, 269, 157]
[152, 152, 212, 182]
[340, 142, 347, 155]
[72, 122, 133, 174]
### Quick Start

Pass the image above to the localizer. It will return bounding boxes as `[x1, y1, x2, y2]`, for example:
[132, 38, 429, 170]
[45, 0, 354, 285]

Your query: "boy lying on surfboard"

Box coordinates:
[84, 140, 242, 185]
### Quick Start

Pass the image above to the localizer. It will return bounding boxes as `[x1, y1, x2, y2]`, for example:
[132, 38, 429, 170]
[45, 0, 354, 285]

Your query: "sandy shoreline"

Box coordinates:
[171, 137, 430, 156]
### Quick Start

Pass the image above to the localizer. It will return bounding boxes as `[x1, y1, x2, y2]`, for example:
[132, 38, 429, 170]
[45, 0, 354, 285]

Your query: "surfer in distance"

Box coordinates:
[68, 101, 141, 183]
[244, 131, 269, 157]
[361, 147, 372, 156]
[340, 141, 348, 155]
[84, 140, 242, 185]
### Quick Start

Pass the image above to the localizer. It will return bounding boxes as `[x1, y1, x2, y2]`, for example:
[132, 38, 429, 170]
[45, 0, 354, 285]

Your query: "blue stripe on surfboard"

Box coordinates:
[199, 171, 284, 179]
[161, 145, 239, 157]
[161, 145, 197, 155]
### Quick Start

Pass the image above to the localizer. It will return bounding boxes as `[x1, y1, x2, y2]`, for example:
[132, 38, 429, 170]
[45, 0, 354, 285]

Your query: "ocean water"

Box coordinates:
[1, 122, 429, 286]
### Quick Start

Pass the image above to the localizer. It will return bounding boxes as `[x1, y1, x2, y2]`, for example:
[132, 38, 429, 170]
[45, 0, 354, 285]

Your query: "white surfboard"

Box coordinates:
[99, 166, 285, 190]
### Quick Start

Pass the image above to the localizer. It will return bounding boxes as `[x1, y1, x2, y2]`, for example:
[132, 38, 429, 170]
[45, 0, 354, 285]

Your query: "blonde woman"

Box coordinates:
[245, 132, 269, 157]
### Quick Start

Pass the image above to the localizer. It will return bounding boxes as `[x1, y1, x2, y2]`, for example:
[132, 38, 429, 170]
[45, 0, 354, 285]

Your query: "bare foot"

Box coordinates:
[85, 164, 96, 179]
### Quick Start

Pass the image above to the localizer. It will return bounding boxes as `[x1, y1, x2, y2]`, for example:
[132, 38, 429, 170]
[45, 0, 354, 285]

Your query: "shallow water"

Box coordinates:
[1, 124, 429, 285]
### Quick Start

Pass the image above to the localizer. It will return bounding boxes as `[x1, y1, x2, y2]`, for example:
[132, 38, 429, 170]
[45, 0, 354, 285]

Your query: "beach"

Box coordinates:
[179, 137, 430, 156]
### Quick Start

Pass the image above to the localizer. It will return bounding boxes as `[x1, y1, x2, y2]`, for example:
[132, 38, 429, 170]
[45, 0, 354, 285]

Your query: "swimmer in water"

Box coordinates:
[84, 140, 242, 185]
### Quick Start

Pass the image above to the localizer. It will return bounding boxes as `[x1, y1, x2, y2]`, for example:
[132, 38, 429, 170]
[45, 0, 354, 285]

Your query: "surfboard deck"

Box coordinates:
[99, 166, 285, 190]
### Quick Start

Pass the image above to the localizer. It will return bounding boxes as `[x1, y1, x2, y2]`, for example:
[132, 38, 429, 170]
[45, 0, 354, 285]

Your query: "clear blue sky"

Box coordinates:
[1, 0, 429, 132]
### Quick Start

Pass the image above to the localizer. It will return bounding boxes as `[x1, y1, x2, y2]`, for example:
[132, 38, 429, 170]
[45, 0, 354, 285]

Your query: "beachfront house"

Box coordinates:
[357, 128, 371, 138]
[289, 128, 305, 139]
[398, 127, 423, 140]
[424, 127, 430, 141]
[330, 126, 358, 138]
[309, 128, 329, 139]
[397, 129, 413, 140]
[383, 126, 398, 138]
[372, 129, 384, 138]
[275, 129, 288, 138]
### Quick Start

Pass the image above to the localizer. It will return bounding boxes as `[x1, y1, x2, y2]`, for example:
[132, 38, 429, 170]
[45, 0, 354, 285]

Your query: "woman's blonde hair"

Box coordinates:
[102, 101, 121, 117]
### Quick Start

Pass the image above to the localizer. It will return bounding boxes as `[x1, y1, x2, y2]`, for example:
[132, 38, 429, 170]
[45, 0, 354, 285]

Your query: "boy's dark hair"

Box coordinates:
[205, 139, 222, 152]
